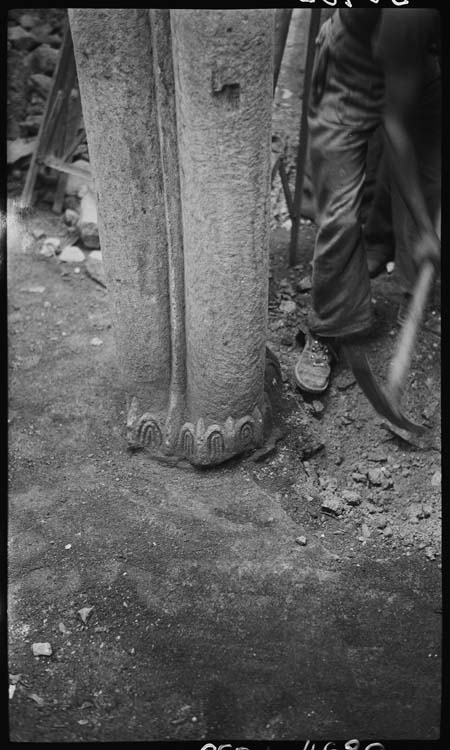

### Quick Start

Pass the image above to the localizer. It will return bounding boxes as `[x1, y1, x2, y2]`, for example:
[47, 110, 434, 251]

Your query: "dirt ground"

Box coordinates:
[7, 10, 442, 744]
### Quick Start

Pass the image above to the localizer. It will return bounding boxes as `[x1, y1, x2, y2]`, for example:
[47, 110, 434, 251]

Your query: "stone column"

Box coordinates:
[69, 9, 280, 466]
[68, 9, 171, 422]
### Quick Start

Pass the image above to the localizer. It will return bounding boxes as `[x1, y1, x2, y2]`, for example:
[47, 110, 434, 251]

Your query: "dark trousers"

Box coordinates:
[307, 11, 441, 338]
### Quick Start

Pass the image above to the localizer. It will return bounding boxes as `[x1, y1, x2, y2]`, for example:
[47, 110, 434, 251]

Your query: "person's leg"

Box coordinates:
[308, 117, 374, 339]
[295, 11, 383, 393]
[363, 143, 396, 278]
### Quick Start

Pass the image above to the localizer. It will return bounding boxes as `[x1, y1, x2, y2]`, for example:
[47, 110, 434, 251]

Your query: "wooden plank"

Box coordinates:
[20, 19, 75, 208]
[42, 155, 92, 180]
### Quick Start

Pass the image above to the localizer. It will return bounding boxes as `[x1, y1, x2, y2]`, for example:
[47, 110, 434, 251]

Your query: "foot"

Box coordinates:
[294, 332, 333, 394]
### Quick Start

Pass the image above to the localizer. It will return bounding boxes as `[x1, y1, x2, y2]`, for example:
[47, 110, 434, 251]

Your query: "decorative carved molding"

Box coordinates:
[126, 349, 282, 466]
[127, 403, 268, 466]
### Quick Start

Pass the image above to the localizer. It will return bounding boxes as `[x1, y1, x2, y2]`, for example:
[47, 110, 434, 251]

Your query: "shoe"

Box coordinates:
[397, 293, 411, 326]
[294, 332, 333, 394]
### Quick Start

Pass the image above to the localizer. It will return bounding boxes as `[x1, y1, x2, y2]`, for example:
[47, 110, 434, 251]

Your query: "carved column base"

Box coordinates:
[127, 350, 282, 467]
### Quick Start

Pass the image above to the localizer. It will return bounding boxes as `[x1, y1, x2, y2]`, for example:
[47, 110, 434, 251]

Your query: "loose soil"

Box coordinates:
[7, 9, 441, 744]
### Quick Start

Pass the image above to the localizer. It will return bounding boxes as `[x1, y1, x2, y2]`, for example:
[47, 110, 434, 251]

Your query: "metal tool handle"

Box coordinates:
[387, 259, 435, 402]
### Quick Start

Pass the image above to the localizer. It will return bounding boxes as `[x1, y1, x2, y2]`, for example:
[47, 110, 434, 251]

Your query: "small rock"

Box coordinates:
[29, 693, 45, 707]
[78, 719, 89, 725]
[64, 195, 80, 212]
[367, 448, 387, 463]
[46, 236, 62, 250]
[321, 494, 344, 516]
[297, 276, 312, 292]
[352, 472, 367, 484]
[407, 504, 422, 522]
[367, 468, 384, 486]
[425, 548, 436, 561]
[22, 285, 45, 294]
[295, 536, 307, 546]
[31, 43, 59, 75]
[386, 262, 395, 274]
[279, 299, 297, 315]
[7, 138, 36, 165]
[319, 476, 338, 491]
[59, 245, 85, 263]
[341, 490, 361, 507]
[8, 26, 38, 51]
[40, 237, 61, 257]
[376, 516, 388, 529]
[361, 523, 371, 538]
[19, 13, 36, 29]
[311, 400, 325, 417]
[90, 337, 103, 346]
[31, 227, 47, 239]
[64, 208, 79, 227]
[29, 73, 53, 97]
[279, 279, 295, 296]
[270, 319, 284, 331]
[335, 371, 356, 391]
[431, 471, 441, 488]
[31, 642, 52, 657]
[19, 115, 42, 137]
[43, 32, 63, 48]
[383, 525, 393, 538]
[9, 685, 16, 700]
[419, 504, 432, 519]
[64, 543, 72, 550]
[58, 622, 69, 635]
[78, 606, 94, 625]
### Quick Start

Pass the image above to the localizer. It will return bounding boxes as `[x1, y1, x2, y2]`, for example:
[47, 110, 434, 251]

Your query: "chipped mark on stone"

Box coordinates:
[211, 61, 240, 109]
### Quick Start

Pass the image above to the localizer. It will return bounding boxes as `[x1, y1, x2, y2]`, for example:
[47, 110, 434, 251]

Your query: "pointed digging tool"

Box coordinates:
[342, 258, 436, 435]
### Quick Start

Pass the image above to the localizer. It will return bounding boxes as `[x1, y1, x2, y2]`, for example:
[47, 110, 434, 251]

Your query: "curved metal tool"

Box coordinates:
[341, 342, 426, 435]
[342, 258, 436, 435]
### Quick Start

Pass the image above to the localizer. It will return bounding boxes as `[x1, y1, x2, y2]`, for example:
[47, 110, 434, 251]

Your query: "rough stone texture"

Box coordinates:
[69, 9, 171, 415]
[69, 9, 278, 466]
[7, 8, 67, 163]
[19, 13, 36, 30]
[31, 43, 59, 75]
[7, 49, 31, 138]
[8, 25, 39, 51]
[171, 9, 274, 425]
[29, 72, 52, 98]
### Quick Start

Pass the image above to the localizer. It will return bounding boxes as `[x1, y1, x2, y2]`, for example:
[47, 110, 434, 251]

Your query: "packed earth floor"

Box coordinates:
[7, 8, 442, 744]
